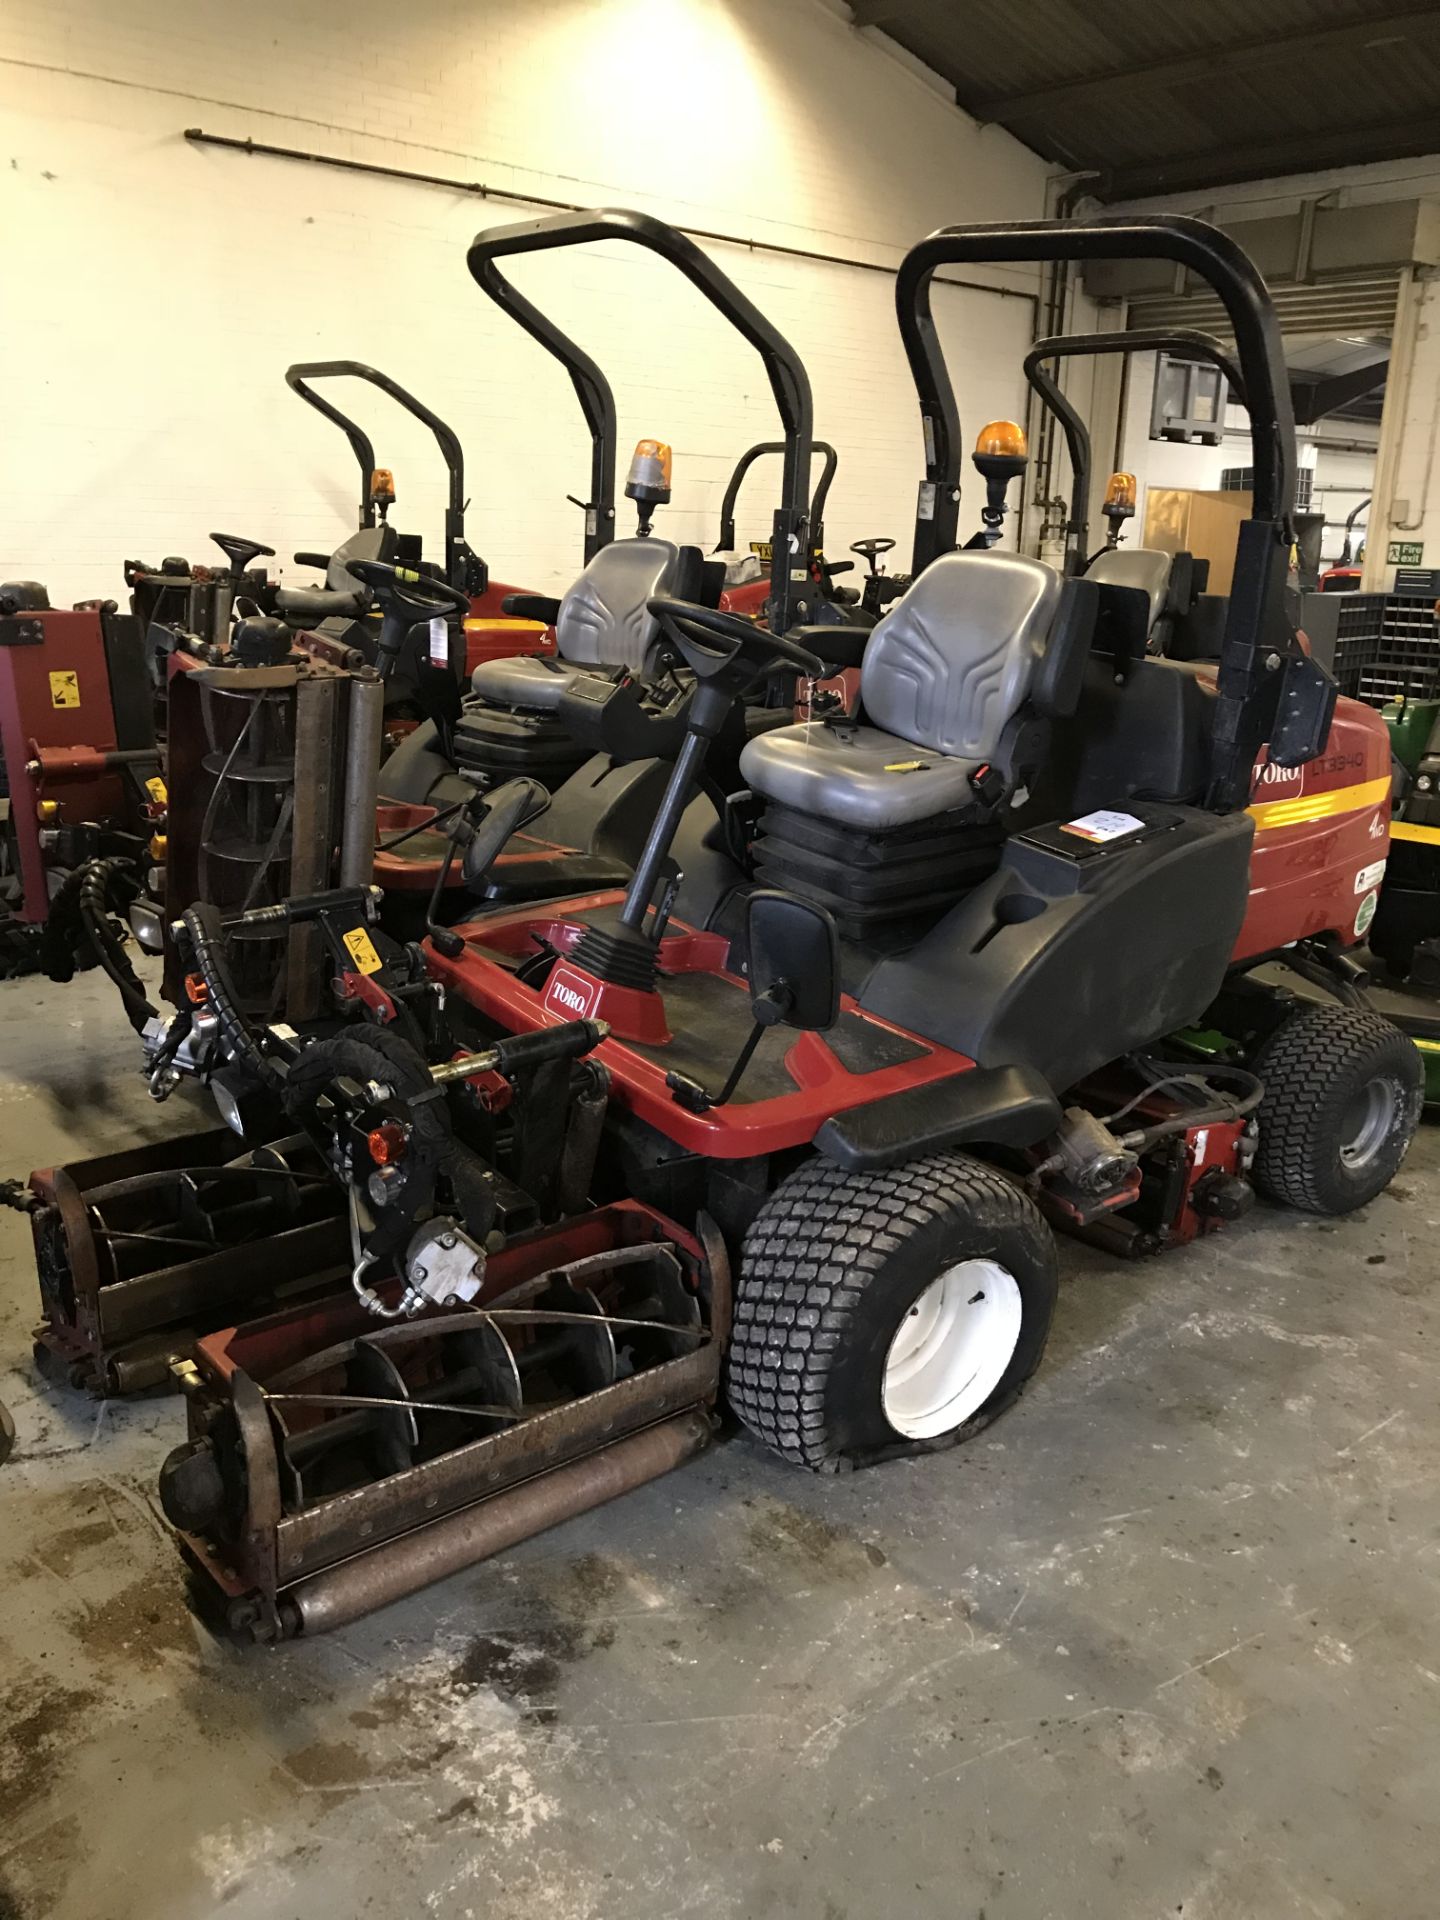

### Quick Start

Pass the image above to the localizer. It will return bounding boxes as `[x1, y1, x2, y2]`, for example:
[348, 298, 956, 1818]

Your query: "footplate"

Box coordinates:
[159, 1202, 725, 1640]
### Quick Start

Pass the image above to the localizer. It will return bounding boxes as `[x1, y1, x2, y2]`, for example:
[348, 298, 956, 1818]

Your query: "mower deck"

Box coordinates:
[164, 1201, 722, 1640]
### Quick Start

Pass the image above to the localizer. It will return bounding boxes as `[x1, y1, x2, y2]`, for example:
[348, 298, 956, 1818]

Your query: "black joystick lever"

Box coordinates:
[210, 532, 276, 578]
[345, 559, 472, 681]
[567, 602, 823, 992]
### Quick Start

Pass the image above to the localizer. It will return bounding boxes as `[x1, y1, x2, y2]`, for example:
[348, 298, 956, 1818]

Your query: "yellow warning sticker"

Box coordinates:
[49, 670, 80, 709]
[145, 776, 168, 806]
[342, 925, 383, 976]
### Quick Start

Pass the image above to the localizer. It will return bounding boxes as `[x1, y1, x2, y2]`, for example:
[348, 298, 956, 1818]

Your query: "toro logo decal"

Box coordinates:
[1250, 754, 1304, 799]
[545, 967, 598, 1020]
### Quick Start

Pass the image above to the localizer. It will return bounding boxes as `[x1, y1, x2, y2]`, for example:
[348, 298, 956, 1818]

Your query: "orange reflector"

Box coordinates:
[974, 419, 1027, 459]
[367, 1121, 409, 1166]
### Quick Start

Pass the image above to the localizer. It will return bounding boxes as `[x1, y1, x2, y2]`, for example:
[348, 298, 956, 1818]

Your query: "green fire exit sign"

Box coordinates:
[1388, 541, 1424, 565]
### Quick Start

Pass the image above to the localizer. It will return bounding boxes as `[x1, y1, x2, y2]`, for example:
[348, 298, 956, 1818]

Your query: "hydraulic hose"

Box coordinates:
[1114, 1062, 1264, 1154]
[179, 902, 284, 1091]
[42, 857, 158, 1034]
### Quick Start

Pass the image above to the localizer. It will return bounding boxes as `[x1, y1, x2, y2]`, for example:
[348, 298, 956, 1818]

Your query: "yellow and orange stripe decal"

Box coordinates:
[1246, 775, 1390, 833]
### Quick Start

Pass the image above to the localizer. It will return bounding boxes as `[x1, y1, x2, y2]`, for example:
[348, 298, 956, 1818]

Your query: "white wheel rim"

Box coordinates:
[881, 1258, 1024, 1440]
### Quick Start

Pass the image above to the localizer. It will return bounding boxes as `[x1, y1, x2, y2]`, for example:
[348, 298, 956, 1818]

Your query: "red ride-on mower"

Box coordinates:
[0, 579, 165, 979]
[277, 360, 552, 721]
[1023, 326, 1244, 653]
[373, 209, 836, 922]
[712, 438, 869, 624]
[421, 213, 1421, 1471]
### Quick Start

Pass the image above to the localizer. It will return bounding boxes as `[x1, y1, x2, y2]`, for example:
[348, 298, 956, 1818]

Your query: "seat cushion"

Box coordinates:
[861, 549, 1062, 759]
[740, 722, 978, 831]
[556, 537, 681, 672]
[327, 524, 397, 595]
[1086, 548, 1173, 631]
[470, 655, 589, 711]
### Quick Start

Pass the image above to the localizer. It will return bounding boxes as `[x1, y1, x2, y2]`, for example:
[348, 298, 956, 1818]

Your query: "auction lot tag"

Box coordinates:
[1060, 809, 1146, 843]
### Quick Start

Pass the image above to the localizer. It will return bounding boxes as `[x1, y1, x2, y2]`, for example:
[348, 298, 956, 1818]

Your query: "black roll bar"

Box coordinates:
[897, 215, 1295, 577]
[467, 208, 816, 631]
[714, 440, 839, 554]
[285, 361, 477, 592]
[895, 215, 1303, 812]
[460, 260, 617, 565]
[1023, 328, 1247, 568]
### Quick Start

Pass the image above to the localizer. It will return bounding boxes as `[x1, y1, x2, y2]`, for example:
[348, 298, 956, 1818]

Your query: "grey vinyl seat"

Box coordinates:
[1085, 547, 1174, 634]
[471, 537, 683, 712]
[740, 550, 1089, 832]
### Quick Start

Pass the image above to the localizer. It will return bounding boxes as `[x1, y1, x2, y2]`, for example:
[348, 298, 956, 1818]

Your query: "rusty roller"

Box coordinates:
[157, 1211, 725, 1640]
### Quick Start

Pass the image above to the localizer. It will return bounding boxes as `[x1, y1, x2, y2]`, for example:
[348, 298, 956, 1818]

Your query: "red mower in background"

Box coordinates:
[369, 210, 843, 925]
[277, 359, 552, 711]
[0, 580, 164, 977]
[713, 438, 868, 623]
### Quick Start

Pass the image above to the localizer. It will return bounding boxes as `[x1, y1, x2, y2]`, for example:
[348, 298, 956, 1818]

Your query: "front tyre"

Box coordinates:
[1251, 1005, 1423, 1214]
[728, 1152, 1058, 1471]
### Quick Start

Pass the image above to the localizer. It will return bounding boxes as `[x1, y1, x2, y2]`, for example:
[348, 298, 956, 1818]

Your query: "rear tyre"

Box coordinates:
[728, 1152, 1058, 1471]
[1251, 1005, 1423, 1214]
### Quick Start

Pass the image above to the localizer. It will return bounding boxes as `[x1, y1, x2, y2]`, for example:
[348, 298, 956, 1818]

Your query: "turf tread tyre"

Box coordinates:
[1251, 1005, 1422, 1214]
[728, 1151, 1056, 1472]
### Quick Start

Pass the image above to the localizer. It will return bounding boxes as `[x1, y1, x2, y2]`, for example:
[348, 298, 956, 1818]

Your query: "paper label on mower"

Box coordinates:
[48, 670, 79, 709]
[342, 926, 383, 976]
[428, 617, 448, 667]
[1355, 859, 1387, 894]
[145, 776, 168, 807]
[1060, 809, 1145, 844]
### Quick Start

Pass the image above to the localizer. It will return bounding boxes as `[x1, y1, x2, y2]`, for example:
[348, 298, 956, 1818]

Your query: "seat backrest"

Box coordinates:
[1086, 547, 1173, 631]
[556, 537, 682, 671]
[328, 524, 397, 595]
[860, 550, 1064, 759]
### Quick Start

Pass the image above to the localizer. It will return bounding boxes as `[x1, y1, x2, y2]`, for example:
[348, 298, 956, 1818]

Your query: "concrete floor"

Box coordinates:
[2, 968, 1439, 1920]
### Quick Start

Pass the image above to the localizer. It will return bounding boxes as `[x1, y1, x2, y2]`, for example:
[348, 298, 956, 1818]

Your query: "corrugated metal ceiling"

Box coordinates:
[855, 0, 1440, 198]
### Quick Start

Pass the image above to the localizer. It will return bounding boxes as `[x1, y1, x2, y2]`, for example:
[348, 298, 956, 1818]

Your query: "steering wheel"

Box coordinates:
[647, 599, 824, 687]
[210, 532, 276, 576]
[850, 537, 895, 573]
[346, 559, 471, 623]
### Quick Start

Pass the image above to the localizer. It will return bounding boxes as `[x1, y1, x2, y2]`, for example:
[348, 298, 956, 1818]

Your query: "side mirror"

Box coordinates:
[127, 898, 167, 955]
[746, 890, 839, 1032]
[460, 778, 550, 889]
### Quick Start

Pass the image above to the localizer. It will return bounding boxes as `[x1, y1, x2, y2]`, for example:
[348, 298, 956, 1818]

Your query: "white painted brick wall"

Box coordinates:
[0, 0, 1053, 603]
